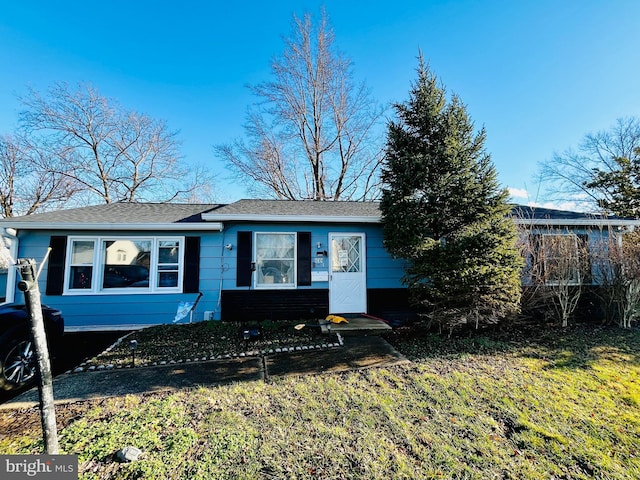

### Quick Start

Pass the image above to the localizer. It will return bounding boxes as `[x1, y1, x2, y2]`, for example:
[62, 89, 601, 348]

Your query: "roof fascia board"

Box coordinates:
[7, 217, 638, 231]
[3, 222, 224, 232]
[201, 213, 380, 223]
[513, 218, 640, 227]
[204, 213, 640, 227]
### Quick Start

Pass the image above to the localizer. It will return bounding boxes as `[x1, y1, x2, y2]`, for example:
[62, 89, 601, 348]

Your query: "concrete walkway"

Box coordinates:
[1, 336, 409, 410]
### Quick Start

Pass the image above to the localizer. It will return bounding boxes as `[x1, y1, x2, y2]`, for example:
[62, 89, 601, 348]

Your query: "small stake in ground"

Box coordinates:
[129, 340, 138, 367]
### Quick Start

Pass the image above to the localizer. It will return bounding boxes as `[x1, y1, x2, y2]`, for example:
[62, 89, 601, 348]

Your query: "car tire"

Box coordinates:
[0, 334, 37, 391]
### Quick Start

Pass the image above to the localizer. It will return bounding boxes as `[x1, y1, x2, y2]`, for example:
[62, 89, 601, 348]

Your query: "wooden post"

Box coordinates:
[17, 258, 59, 454]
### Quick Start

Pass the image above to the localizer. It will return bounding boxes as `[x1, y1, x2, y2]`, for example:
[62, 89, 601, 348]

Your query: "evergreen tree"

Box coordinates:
[584, 147, 640, 218]
[380, 56, 522, 331]
[539, 117, 640, 217]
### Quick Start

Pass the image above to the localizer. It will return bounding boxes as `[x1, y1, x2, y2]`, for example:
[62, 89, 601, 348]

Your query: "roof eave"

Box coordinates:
[6, 216, 637, 231]
[513, 218, 640, 227]
[201, 213, 381, 223]
[2, 222, 224, 232]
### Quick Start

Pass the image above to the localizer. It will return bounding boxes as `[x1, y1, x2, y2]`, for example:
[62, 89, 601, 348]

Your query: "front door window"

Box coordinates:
[331, 236, 362, 273]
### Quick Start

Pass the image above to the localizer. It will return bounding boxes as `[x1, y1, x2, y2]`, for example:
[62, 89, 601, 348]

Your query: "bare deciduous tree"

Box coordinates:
[17, 82, 215, 206]
[216, 10, 385, 200]
[592, 230, 640, 328]
[539, 117, 640, 215]
[0, 135, 76, 217]
[518, 225, 589, 327]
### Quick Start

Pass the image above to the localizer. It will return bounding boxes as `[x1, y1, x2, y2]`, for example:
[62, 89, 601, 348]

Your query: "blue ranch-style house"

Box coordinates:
[0, 200, 637, 331]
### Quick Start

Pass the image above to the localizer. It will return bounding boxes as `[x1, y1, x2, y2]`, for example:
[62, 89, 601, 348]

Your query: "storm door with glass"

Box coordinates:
[329, 233, 366, 313]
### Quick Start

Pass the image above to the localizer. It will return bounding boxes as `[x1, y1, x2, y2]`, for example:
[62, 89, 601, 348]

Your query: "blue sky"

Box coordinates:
[2, 1, 639, 206]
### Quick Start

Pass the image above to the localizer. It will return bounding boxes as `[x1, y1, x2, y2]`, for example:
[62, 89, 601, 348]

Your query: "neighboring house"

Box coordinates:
[0, 200, 637, 331]
[512, 205, 639, 287]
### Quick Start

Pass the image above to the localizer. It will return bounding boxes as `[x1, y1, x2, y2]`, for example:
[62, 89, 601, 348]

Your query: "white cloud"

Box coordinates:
[509, 188, 595, 213]
[507, 187, 530, 199]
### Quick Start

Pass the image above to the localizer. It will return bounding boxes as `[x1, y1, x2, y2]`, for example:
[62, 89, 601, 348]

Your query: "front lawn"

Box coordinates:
[0, 324, 638, 479]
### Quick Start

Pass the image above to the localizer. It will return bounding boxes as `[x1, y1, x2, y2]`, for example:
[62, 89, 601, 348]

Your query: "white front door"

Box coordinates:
[329, 233, 367, 313]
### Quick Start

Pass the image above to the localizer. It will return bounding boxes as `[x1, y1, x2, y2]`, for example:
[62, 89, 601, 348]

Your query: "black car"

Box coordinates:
[0, 304, 64, 391]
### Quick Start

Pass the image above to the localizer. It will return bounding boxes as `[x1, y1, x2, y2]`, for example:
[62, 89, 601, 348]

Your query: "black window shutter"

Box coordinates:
[297, 232, 312, 286]
[46, 236, 67, 296]
[237, 231, 253, 287]
[183, 236, 201, 293]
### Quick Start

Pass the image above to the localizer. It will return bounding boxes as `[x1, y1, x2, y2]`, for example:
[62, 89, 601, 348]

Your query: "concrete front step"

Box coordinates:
[321, 316, 392, 335]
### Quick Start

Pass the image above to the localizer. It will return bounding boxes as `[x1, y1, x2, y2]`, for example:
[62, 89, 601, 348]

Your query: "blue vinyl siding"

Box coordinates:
[10, 222, 407, 330]
[12, 230, 225, 330]
[220, 223, 406, 291]
[6, 200, 635, 330]
[364, 226, 406, 289]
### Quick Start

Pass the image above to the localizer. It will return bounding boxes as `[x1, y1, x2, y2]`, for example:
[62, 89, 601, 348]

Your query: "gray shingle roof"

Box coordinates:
[510, 205, 626, 221]
[210, 199, 381, 217]
[0, 203, 223, 225]
[1, 200, 637, 230]
[209, 200, 636, 223]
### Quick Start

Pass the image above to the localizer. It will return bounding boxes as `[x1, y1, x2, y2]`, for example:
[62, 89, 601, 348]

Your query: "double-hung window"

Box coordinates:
[255, 233, 296, 288]
[65, 236, 184, 294]
[68, 239, 96, 290]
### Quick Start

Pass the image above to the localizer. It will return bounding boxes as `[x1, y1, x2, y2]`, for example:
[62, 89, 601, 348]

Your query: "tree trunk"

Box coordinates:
[18, 258, 58, 454]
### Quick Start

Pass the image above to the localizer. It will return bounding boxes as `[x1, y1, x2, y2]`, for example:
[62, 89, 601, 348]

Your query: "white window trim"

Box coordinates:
[254, 232, 297, 290]
[63, 235, 185, 295]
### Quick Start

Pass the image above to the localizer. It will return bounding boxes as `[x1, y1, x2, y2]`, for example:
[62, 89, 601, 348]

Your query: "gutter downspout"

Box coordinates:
[0, 227, 18, 304]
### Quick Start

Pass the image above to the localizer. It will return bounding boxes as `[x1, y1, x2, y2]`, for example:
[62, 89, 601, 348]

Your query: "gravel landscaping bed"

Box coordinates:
[75, 319, 342, 371]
